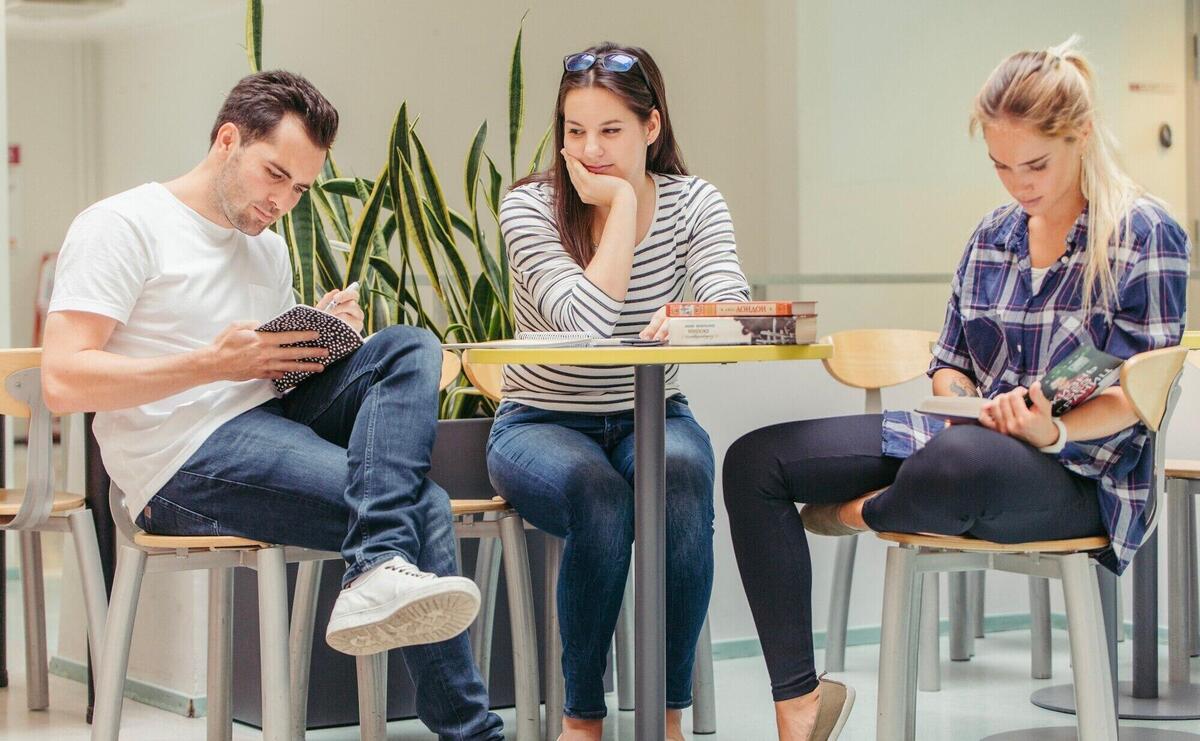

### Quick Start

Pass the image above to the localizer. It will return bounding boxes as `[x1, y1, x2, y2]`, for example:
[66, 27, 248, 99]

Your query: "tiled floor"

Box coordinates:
[2, 574, 1199, 740]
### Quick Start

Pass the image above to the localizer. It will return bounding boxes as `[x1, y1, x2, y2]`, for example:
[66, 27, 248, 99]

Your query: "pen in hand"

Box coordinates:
[322, 281, 360, 314]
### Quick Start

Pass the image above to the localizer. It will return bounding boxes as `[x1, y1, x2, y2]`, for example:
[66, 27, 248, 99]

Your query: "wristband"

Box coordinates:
[1038, 417, 1068, 454]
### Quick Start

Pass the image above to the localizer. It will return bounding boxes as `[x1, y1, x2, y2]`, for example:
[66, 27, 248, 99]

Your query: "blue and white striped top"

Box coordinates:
[883, 198, 1191, 574]
[498, 173, 751, 412]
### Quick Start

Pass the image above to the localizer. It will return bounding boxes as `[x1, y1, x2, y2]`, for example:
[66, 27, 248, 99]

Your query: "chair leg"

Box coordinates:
[355, 652, 388, 741]
[256, 547, 292, 741]
[917, 572, 940, 692]
[499, 512, 541, 741]
[969, 570, 985, 639]
[18, 530, 49, 710]
[542, 534, 564, 741]
[616, 569, 634, 710]
[67, 510, 109, 674]
[289, 559, 324, 739]
[823, 533, 858, 673]
[471, 533, 502, 686]
[207, 568, 233, 741]
[92, 545, 148, 741]
[1060, 553, 1118, 741]
[876, 546, 922, 741]
[1029, 576, 1052, 680]
[1186, 488, 1199, 657]
[691, 614, 716, 734]
[948, 571, 971, 661]
[1167, 480, 1190, 683]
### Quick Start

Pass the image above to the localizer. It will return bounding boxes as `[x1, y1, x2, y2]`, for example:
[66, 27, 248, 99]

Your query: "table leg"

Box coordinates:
[84, 413, 115, 722]
[633, 365, 666, 741]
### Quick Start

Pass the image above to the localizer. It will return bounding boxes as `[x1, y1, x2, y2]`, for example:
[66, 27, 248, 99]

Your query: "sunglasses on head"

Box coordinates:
[562, 51, 656, 103]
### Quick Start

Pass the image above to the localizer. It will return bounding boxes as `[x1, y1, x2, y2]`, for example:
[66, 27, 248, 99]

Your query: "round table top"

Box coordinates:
[1182, 331, 1199, 350]
[461, 342, 833, 366]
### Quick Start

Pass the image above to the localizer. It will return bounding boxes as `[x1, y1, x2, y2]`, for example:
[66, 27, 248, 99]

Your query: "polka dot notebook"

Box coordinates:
[255, 305, 363, 393]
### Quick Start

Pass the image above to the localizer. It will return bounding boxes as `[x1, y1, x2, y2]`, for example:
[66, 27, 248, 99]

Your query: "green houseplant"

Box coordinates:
[245, 0, 549, 418]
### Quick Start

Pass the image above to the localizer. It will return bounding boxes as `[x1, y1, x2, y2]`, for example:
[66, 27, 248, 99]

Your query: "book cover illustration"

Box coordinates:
[1038, 344, 1123, 417]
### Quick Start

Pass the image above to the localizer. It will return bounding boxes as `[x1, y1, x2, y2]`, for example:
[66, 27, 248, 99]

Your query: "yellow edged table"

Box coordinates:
[1182, 331, 1199, 350]
[463, 343, 832, 741]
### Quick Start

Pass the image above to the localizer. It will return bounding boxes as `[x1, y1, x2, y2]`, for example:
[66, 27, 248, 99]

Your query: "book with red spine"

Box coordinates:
[665, 300, 817, 317]
[664, 315, 818, 346]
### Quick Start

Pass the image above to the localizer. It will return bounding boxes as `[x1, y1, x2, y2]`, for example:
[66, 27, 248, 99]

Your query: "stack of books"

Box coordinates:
[663, 300, 818, 346]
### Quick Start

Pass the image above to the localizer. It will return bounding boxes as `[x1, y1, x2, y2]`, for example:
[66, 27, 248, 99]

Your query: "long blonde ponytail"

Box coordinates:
[970, 35, 1144, 310]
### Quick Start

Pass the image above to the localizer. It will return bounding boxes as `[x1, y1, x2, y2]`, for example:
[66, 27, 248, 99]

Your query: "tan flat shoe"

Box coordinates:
[807, 674, 855, 740]
[800, 503, 863, 537]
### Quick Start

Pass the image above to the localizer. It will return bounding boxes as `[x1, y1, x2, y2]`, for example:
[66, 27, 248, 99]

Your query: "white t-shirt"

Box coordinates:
[48, 182, 296, 518]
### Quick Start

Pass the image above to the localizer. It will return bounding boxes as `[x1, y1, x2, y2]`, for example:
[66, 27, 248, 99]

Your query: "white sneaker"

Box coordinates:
[325, 556, 481, 655]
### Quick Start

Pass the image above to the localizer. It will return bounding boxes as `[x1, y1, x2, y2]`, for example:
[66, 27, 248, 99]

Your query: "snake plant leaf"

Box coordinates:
[421, 199, 472, 316]
[245, 0, 262, 73]
[285, 190, 319, 306]
[395, 151, 446, 304]
[508, 12, 528, 180]
[528, 123, 552, 175]
[464, 121, 487, 221]
[484, 154, 503, 220]
[344, 165, 389, 289]
[313, 219, 343, 292]
[411, 129, 453, 239]
[449, 209, 475, 241]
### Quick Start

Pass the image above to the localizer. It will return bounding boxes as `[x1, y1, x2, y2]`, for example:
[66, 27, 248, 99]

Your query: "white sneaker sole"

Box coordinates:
[325, 577, 481, 655]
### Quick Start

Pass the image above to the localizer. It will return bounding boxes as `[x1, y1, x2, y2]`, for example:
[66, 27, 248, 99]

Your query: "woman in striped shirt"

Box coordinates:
[487, 42, 750, 740]
[722, 38, 1189, 741]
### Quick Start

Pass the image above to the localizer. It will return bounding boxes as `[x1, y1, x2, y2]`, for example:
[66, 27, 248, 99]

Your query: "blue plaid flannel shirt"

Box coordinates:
[882, 198, 1190, 573]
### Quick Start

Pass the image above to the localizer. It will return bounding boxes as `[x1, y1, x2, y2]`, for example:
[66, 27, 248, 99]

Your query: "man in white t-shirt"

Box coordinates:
[42, 71, 502, 739]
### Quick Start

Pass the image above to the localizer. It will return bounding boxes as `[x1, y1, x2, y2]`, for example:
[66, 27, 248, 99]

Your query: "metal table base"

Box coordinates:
[633, 365, 666, 741]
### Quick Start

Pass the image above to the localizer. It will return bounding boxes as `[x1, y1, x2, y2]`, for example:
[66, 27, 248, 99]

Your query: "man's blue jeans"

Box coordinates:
[139, 325, 502, 741]
[486, 396, 716, 719]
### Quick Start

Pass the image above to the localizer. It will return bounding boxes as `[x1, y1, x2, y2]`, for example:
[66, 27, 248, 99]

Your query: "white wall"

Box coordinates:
[790, 0, 1196, 334]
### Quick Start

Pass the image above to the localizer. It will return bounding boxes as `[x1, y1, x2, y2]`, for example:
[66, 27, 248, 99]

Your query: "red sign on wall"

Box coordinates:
[8, 145, 19, 165]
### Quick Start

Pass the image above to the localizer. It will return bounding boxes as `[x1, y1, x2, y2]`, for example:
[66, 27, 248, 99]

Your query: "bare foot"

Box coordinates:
[560, 716, 603, 741]
[667, 708, 686, 741]
[775, 687, 821, 741]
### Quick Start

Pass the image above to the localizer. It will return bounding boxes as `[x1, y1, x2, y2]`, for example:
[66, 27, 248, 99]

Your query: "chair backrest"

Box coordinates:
[0, 348, 57, 529]
[440, 349, 462, 392]
[821, 329, 939, 413]
[1120, 345, 1188, 532]
[462, 358, 503, 403]
[1120, 346, 1188, 433]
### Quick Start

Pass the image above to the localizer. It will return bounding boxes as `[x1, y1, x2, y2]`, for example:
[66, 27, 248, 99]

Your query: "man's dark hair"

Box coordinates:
[209, 70, 339, 150]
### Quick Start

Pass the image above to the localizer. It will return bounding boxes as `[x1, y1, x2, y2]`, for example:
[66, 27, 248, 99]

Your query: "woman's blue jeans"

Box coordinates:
[486, 396, 716, 719]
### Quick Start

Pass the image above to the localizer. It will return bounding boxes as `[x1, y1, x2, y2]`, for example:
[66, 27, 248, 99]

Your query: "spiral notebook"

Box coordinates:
[256, 305, 364, 393]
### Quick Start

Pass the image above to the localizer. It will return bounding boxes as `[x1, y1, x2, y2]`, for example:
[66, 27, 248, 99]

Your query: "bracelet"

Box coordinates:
[1038, 417, 1069, 454]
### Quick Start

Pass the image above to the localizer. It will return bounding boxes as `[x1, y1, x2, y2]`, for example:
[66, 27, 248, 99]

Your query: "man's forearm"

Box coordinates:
[43, 347, 218, 414]
[932, 367, 979, 397]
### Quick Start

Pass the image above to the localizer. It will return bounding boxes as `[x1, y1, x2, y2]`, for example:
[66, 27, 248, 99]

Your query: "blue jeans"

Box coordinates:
[486, 396, 716, 719]
[139, 325, 502, 741]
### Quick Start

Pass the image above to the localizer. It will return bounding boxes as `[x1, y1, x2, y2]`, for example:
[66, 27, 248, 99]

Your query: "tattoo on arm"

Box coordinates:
[950, 379, 979, 397]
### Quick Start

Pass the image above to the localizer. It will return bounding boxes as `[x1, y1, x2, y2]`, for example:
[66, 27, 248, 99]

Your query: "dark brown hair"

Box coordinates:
[210, 70, 339, 150]
[515, 42, 687, 267]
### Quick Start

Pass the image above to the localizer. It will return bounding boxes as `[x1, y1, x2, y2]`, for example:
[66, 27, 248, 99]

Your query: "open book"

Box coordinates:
[442, 331, 663, 350]
[917, 345, 1124, 422]
[256, 304, 363, 393]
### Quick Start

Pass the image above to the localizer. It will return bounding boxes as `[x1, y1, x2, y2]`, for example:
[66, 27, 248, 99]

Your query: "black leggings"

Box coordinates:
[722, 415, 1106, 702]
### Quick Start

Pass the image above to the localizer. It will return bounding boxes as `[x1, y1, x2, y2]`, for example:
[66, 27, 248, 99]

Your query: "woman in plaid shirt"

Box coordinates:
[722, 37, 1190, 741]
